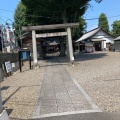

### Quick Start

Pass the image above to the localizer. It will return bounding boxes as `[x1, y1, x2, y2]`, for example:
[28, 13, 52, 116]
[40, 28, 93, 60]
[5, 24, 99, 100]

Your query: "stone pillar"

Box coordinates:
[32, 30, 38, 66]
[0, 88, 9, 120]
[67, 27, 74, 63]
[0, 89, 3, 113]
[0, 68, 4, 83]
[66, 37, 69, 57]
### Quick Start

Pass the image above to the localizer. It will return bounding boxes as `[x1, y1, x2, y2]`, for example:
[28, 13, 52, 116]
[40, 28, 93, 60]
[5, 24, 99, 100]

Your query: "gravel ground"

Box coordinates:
[0, 60, 46, 119]
[58, 51, 120, 112]
[1, 51, 120, 119]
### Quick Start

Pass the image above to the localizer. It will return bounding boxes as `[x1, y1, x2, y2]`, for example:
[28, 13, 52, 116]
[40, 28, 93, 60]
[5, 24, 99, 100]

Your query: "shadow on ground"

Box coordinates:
[6, 108, 13, 116]
[41, 52, 108, 66]
[75, 52, 108, 62]
[1, 86, 10, 91]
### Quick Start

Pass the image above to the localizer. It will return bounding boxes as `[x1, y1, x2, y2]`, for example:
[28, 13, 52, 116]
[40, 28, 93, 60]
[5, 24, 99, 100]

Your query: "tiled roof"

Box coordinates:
[75, 27, 101, 42]
[114, 36, 120, 41]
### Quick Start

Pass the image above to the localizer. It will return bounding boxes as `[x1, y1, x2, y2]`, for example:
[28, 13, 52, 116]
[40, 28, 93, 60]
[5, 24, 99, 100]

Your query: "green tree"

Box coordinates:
[14, 1, 29, 46]
[111, 20, 120, 36]
[72, 18, 87, 40]
[98, 13, 109, 32]
[15, 0, 102, 51]
[21, 0, 102, 24]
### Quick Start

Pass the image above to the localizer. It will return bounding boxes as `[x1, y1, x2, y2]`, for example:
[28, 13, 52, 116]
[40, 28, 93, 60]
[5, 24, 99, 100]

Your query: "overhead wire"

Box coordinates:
[0, 8, 120, 22]
[0, 8, 120, 31]
[0, 17, 6, 23]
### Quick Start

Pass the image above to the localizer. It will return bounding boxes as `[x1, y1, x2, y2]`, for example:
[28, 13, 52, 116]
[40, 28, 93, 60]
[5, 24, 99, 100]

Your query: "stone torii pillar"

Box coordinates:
[67, 27, 74, 62]
[32, 30, 38, 65]
[0, 88, 9, 120]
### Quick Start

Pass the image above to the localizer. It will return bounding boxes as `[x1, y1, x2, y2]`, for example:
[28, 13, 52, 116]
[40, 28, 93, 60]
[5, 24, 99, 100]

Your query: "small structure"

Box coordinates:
[75, 27, 114, 52]
[43, 38, 60, 54]
[0, 25, 16, 53]
[20, 32, 44, 59]
[113, 36, 120, 51]
[18, 49, 31, 72]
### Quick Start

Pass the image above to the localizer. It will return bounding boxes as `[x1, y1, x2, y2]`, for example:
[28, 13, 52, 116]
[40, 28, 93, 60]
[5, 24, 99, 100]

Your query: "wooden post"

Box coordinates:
[32, 30, 38, 66]
[29, 51, 32, 69]
[67, 27, 74, 63]
[0, 89, 3, 113]
[18, 51, 22, 72]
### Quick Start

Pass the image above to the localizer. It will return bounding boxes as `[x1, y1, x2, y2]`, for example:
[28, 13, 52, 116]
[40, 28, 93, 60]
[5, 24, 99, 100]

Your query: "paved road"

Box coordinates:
[31, 112, 120, 120]
[33, 56, 101, 119]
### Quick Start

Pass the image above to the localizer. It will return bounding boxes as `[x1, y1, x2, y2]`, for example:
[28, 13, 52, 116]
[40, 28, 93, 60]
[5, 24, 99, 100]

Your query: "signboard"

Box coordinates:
[12, 63, 15, 68]
[18, 50, 31, 72]
[21, 51, 29, 61]
[5, 61, 12, 73]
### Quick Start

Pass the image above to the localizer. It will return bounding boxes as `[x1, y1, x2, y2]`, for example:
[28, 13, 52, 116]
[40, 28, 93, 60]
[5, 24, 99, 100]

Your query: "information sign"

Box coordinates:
[5, 61, 12, 73]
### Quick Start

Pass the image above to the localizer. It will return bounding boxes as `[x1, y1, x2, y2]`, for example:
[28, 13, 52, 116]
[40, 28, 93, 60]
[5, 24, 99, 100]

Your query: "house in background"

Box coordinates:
[21, 33, 60, 58]
[113, 36, 120, 51]
[20, 32, 44, 59]
[43, 40, 59, 54]
[0, 24, 16, 53]
[75, 27, 114, 53]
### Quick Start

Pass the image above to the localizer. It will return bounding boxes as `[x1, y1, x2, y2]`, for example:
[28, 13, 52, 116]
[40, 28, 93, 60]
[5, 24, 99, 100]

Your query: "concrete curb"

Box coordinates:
[0, 110, 9, 120]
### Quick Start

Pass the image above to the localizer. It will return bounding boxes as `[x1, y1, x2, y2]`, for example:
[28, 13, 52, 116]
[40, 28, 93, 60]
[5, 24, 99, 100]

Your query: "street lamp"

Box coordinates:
[6, 19, 14, 29]
[0, 24, 5, 52]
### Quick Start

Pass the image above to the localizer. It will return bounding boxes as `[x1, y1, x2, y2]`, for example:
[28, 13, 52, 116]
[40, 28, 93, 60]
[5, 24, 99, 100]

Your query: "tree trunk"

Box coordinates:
[59, 38, 66, 57]
[59, 9, 67, 57]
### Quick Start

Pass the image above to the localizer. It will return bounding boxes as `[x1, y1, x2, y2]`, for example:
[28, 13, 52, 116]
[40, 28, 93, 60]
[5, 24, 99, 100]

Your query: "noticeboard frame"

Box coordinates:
[18, 49, 31, 72]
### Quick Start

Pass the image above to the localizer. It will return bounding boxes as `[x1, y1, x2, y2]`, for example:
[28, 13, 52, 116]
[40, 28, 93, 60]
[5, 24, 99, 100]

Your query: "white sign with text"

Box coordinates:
[5, 61, 12, 73]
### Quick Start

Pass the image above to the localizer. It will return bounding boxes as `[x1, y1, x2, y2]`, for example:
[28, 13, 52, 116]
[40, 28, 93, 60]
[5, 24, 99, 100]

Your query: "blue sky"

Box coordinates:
[0, 0, 120, 31]
[84, 0, 120, 30]
[0, 0, 20, 26]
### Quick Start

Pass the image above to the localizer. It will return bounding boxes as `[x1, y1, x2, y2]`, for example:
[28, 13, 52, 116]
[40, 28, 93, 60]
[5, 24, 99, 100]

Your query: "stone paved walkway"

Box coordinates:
[33, 57, 101, 119]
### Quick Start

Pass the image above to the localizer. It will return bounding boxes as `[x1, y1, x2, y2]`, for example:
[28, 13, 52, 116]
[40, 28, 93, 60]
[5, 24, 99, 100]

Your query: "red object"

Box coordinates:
[10, 38, 12, 41]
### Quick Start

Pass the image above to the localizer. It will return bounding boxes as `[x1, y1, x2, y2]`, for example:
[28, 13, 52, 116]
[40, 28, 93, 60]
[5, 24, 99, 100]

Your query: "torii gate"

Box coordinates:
[22, 23, 79, 66]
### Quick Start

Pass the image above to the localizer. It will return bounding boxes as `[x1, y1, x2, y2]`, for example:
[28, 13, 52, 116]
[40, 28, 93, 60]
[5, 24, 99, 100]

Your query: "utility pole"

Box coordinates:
[19, 27, 22, 48]
[0, 24, 4, 52]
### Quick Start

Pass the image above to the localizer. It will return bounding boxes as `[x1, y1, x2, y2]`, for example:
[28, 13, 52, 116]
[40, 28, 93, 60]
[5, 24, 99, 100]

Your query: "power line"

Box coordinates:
[87, 7, 120, 12]
[1, 8, 120, 24]
[0, 17, 6, 23]
[1, 7, 120, 13]
[1, 8, 120, 21]
[0, 15, 11, 19]
[85, 15, 120, 20]
[0, 8, 14, 13]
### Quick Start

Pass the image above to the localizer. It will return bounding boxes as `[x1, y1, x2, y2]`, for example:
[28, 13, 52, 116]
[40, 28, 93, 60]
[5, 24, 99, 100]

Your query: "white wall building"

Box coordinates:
[0, 26, 15, 53]
[75, 27, 114, 52]
[114, 36, 120, 51]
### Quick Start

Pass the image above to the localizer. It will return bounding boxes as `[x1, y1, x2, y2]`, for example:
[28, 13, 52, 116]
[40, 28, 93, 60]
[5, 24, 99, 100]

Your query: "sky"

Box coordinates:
[0, 0, 120, 31]
[0, 0, 20, 27]
[84, 0, 120, 31]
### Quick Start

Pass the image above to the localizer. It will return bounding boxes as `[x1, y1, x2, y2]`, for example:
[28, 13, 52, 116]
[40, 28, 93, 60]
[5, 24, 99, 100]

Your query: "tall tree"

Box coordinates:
[14, 2, 28, 46]
[98, 13, 109, 32]
[72, 17, 87, 40]
[21, 0, 102, 25]
[111, 20, 120, 36]
[15, 0, 102, 50]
